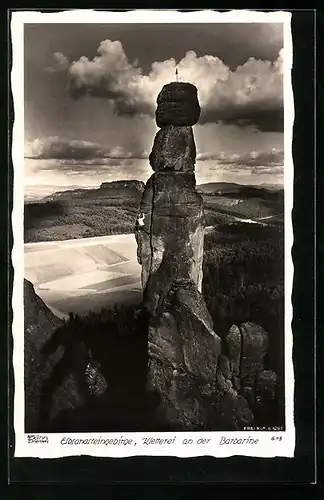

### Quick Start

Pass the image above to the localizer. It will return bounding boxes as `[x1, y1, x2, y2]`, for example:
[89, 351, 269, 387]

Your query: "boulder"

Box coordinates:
[84, 359, 108, 397]
[157, 82, 199, 104]
[156, 100, 201, 127]
[149, 125, 196, 172]
[147, 280, 222, 430]
[224, 324, 241, 377]
[148, 311, 184, 371]
[224, 322, 269, 381]
[212, 389, 255, 430]
[219, 322, 281, 425]
[155, 82, 201, 127]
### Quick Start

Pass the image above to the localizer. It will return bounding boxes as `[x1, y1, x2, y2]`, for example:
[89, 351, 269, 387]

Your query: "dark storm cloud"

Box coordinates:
[200, 105, 284, 132]
[27, 22, 283, 73]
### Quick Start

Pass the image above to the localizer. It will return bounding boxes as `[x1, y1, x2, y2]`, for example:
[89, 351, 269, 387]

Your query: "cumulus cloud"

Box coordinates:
[179, 49, 284, 132]
[49, 40, 284, 132]
[25, 136, 148, 160]
[57, 157, 139, 168]
[45, 52, 70, 73]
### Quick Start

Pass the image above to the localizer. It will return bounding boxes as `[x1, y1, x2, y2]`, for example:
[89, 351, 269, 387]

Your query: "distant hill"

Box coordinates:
[24, 180, 144, 243]
[42, 180, 145, 203]
[259, 183, 284, 191]
[197, 182, 283, 195]
[24, 179, 283, 243]
[197, 182, 242, 194]
[28, 181, 283, 204]
[197, 182, 283, 200]
[100, 179, 145, 192]
[200, 182, 284, 224]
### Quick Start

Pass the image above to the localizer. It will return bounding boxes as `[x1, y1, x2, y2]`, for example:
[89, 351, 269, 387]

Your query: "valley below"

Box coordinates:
[24, 234, 142, 319]
[23, 180, 286, 432]
[24, 180, 284, 320]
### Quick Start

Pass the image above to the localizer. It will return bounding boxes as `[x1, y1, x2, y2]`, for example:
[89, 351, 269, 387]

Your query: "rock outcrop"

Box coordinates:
[215, 322, 278, 428]
[100, 179, 145, 194]
[24, 279, 108, 431]
[24, 278, 63, 338]
[135, 82, 222, 429]
[135, 81, 279, 430]
[155, 82, 201, 127]
[149, 126, 196, 172]
[24, 279, 64, 431]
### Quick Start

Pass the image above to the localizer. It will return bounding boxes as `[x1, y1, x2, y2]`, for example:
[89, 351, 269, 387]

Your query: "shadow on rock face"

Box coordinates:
[34, 305, 181, 433]
[49, 388, 178, 433]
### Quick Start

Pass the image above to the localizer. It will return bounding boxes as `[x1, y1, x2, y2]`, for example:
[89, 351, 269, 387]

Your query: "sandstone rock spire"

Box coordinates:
[135, 82, 223, 429]
[135, 81, 278, 430]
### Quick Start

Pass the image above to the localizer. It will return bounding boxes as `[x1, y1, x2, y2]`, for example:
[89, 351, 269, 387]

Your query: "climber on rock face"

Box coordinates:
[137, 212, 145, 227]
[134, 211, 149, 270]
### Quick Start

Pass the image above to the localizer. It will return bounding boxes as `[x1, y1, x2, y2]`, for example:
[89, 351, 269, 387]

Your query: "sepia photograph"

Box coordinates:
[11, 10, 295, 458]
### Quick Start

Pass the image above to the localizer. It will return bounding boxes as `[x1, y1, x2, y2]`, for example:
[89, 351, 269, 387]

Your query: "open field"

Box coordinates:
[24, 234, 142, 318]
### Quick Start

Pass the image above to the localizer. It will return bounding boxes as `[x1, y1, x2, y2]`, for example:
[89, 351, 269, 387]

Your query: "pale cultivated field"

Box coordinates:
[24, 221, 276, 319]
[24, 234, 142, 319]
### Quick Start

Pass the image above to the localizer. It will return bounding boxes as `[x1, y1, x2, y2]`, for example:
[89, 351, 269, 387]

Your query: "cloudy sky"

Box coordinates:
[24, 22, 284, 199]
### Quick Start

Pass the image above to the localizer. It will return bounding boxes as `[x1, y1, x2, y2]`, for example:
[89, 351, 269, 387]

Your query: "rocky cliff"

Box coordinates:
[24, 279, 108, 431]
[24, 279, 64, 431]
[100, 180, 145, 194]
[135, 82, 279, 430]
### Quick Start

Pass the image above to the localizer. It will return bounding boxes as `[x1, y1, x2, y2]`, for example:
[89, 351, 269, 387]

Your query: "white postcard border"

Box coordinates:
[11, 9, 295, 459]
